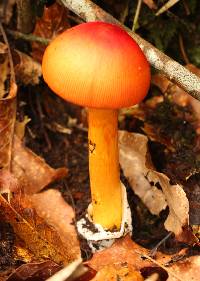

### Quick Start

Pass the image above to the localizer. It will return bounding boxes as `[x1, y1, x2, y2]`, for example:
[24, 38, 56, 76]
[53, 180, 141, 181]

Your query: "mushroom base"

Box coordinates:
[77, 183, 132, 252]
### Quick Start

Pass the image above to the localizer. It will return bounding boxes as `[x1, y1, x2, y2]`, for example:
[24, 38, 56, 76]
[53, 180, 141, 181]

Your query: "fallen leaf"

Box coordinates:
[15, 116, 31, 140]
[87, 235, 151, 271]
[152, 64, 200, 132]
[0, 169, 18, 193]
[91, 264, 144, 281]
[0, 42, 41, 85]
[146, 171, 193, 243]
[11, 48, 41, 85]
[88, 235, 200, 281]
[119, 131, 196, 243]
[6, 260, 61, 281]
[11, 135, 67, 194]
[0, 0, 16, 24]
[143, 0, 157, 10]
[46, 258, 88, 281]
[0, 44, 17, 171]
[32, 2, 70, 62]
[119, 131, 167, 215]
[30, 189, 80, 261]
[166, 255, 200, 281]
[143, 123, 174, 151]
[0, 190, 80, 265]
[0, 43, 9, 97]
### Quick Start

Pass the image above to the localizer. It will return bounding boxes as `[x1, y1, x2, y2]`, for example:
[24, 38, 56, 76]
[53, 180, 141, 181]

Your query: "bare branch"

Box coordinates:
[59, 0, 200, 101]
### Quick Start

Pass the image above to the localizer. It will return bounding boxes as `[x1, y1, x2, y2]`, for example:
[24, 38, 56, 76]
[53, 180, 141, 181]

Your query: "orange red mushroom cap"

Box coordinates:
[42, 21, 150, 109]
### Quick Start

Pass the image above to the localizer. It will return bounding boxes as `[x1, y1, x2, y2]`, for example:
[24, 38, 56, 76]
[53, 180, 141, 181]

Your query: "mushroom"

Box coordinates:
[42, 22, 150, 231]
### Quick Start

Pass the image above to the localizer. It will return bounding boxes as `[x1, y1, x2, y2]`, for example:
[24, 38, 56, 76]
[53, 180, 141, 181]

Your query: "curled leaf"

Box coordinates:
[11, 135, 67, 194]
[119, 131, 196, 243]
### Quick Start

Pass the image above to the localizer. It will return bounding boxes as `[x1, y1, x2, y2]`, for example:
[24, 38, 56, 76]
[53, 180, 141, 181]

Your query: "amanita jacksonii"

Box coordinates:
[42, 22, 150, 231]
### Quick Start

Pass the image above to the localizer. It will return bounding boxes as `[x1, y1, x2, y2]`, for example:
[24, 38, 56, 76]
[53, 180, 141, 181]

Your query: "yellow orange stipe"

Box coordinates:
[88, 108, 122, 230]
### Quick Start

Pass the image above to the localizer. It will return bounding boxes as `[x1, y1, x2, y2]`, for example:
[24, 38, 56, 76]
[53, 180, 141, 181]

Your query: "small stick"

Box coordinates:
[6, 29, 50, 45]
[178, 34, 190, 65]
[132, 0, 143, 31]
[156, 0, 181, 16]
[134, 250, 183, 281]
[149, 232, 173, 257]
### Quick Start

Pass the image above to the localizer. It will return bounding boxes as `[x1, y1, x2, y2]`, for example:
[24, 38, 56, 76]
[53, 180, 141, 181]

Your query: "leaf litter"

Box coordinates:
[0, 2, 200, 281]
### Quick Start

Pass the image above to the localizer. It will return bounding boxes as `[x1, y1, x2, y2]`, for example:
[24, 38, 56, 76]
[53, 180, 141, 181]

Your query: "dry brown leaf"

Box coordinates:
[11, 48, 41, 85]
[88, 235, 200, 281]
[15, 116, 31, 140]
[30, 189, 80, 261]
[0, 94, 16, 170]
[166, 255, 200, 281]
[0, 43, 9, 97]
[11, 135, 67, 194]
[119, 131, 196, 243]
[0, 0, 16, 24]
[0, 44, 17, 171]
[6, 260, 61, 281]
[32, 2, 70, 62]
[0, 169, 18, 193]
[46, 258, 89, 281]
[152, 64, 200, 132]
[91, 264, 144, 281]
[87, 235, 152, 271]
[119, 131, 167, 215]
[0, 42, 41, 85]
[143, 123, 174, 151]
[143, 0, 157, 10]
[0, 191, 80, 265]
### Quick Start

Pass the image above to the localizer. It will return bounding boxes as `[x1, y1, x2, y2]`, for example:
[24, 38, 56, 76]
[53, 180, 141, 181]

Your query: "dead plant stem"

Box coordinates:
[132, 0, 142, 31]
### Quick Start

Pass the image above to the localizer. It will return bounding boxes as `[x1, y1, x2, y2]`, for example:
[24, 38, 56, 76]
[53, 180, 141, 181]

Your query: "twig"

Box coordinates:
[149, 232, 173, 257]
[46, 258, 86, 281]
[132, 0, 142, 31]
[183, 0, 190, 16]
[179, 34, 190, 65]
[134, 250, 182, 281]
[119, 0, 129, 24]
[59, 0, 200, 102]
[6, 29, 50, 45]
[156, 0, 181, 16]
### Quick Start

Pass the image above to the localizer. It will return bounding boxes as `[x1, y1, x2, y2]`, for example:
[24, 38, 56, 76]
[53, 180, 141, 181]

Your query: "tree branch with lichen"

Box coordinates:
[59, 0, 200, 102]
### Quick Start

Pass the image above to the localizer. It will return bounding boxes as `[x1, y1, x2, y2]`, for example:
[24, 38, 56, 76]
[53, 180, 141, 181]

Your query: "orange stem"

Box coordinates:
[88, 108, 122, 230]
